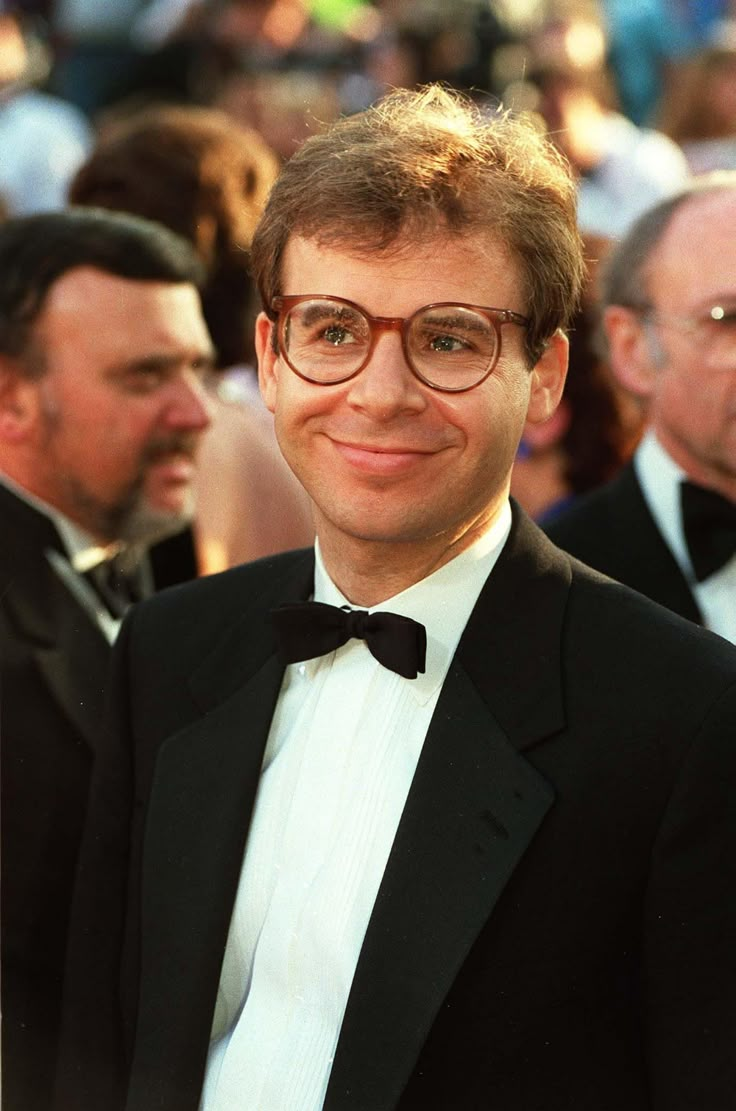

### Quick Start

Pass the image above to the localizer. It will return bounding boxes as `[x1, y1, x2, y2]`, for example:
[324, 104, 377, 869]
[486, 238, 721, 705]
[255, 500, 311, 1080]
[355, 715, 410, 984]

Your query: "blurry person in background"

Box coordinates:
[0, 207, 213, 1111]
[547, 173, 736, 642]
[0, 6, 92, 214]
[70, 103, 314, 572]
[527, 12, 690, 238]
[658, 19, 736, 172]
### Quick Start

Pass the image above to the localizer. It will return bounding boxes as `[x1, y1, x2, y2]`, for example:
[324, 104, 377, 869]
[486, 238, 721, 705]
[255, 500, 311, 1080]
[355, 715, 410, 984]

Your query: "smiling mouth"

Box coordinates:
[333, 436, 435, 454]
[331, 439, 437, 474]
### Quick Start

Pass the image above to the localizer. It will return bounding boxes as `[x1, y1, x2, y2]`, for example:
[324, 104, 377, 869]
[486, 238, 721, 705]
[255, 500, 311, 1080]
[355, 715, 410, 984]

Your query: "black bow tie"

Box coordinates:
[271, 601, 427, 679]
[83, 556, 147, 618]
[680, 481, 736, 582]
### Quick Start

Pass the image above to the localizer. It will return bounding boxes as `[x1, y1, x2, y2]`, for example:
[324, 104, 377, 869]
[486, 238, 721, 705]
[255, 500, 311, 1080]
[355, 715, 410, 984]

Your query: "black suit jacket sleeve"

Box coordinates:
[644, 679, 736, 1105]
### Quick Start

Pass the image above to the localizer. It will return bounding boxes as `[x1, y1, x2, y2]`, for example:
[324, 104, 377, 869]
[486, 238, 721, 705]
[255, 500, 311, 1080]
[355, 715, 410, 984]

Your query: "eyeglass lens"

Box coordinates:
[281, 298, 499, 389]
[703, 306, 736, 362]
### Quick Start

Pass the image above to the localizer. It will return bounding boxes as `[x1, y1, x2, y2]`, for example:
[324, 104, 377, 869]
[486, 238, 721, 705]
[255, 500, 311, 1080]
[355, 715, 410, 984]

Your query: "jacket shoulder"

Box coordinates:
[123, 548, 313, 656]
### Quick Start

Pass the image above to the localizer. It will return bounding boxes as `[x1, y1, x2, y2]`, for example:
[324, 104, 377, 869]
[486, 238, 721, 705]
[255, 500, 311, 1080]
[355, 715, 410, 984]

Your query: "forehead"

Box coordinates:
[38, 266, 208, 351]
[280, 230, 524, 314]
[649, 191, 736, 307]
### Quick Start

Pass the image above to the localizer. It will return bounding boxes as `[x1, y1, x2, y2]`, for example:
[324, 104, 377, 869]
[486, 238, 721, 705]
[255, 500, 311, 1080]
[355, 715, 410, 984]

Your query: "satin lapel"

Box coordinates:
[4, 558, 109, 750]
[326, 509, 568, 1110]
[612, 466, 701, 623]
[325, 662, 554, 1111]
[128, 653, 286, 1110]
[128, 553, 314, 1110]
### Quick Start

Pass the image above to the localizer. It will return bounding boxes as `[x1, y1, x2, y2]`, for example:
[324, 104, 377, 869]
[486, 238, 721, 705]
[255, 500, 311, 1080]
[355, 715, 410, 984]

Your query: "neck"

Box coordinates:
[316, 505, 506, 607]
[655, 428, 736, 504]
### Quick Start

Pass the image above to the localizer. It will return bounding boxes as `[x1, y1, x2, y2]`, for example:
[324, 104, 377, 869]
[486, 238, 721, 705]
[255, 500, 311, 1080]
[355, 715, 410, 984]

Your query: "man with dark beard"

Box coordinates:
[0, 207, 214, 1111]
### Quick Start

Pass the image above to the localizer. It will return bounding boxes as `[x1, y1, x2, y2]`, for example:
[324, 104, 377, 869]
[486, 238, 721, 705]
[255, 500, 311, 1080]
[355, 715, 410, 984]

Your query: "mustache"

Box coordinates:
[140, 432, 201, 466]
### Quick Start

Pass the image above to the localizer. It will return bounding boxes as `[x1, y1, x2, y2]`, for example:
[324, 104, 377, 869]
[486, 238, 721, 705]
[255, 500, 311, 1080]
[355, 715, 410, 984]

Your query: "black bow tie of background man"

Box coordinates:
[680, 480, 736, 582]
[271, 601, 427, 679]
[83, 556, 147, 619]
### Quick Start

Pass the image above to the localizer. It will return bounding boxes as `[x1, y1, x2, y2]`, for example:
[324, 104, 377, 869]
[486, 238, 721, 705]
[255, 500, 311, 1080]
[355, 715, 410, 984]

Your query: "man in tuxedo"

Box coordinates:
[58, 88, 736, 1111]
[546, 173, 736, 642]
[0, 208, 214, 1111]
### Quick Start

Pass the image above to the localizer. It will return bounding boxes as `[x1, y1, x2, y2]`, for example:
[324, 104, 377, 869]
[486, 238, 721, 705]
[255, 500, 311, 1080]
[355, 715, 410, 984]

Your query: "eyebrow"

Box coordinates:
[107, 350, 217, 377]
[298, 303, 365, 327]
[415, 311, 492, 336]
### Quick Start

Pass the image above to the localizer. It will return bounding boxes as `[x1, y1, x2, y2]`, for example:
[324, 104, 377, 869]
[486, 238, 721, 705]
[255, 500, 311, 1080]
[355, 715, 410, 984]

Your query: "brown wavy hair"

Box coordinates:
[250, 85, 586, 365]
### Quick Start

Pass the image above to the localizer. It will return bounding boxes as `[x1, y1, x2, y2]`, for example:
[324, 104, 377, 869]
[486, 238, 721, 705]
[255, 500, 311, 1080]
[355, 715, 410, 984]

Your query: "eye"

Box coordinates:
[288, 302, 368, 351]
[322, 322, 356, 346]
[122, 365, 167, 393]
[427, 332, 469, 353]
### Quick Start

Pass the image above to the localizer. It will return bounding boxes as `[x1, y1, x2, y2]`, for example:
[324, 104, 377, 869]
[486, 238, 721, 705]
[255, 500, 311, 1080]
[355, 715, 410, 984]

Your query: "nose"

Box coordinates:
[162, 368, 214, 433]
[345, 331, 426, 419]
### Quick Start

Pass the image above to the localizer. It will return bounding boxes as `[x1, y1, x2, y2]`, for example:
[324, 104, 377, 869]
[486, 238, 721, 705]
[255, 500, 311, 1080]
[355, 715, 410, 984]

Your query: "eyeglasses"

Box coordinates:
[635, 303, 736, 367]
[269, 295, 530, 393]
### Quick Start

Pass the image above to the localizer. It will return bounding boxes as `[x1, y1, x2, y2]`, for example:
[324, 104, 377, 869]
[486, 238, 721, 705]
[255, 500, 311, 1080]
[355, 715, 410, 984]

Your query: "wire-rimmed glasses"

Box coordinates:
[635, 303, 736, 368]
[269, 295, 530, 393]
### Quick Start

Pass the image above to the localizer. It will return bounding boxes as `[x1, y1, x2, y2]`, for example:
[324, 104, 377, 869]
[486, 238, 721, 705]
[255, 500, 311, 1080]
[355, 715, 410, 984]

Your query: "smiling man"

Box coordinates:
[58, 89, 736, 1111]
[0, 207, 214, 1111]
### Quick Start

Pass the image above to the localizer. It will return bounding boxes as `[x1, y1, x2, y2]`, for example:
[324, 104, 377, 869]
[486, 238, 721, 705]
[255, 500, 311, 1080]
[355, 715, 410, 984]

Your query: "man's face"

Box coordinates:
[24, 266, 215, 544]
[636, 191, 736, 499]
[257, 232, 567, 572]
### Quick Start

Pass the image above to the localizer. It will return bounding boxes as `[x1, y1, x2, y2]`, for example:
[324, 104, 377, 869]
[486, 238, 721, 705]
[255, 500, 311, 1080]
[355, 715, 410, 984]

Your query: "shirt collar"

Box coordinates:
[310, 501, 513, 704]
[0, 472, 122, 572]
[633, 429, 693, 579]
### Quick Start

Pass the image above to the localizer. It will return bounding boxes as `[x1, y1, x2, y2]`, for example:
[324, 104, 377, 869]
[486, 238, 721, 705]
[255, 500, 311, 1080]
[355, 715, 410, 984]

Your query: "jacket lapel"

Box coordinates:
[128, 654, 287, 1109]
[614, 465, 702, 623]
[1, 482, 110, 749]
[3, 553, 110, 750]
[127, 553, 314, 1110]
[326, 509, 568, 1109]
[33, 591, 110, 748]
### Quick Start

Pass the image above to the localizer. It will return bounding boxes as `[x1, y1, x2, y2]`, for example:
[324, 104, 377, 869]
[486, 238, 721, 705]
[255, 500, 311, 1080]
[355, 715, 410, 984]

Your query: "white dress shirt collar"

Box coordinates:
[309, 500, 513, 705]
[634, 430, 736, 642]
[633, 430, 692, 576]
[0, 471, 121, 571]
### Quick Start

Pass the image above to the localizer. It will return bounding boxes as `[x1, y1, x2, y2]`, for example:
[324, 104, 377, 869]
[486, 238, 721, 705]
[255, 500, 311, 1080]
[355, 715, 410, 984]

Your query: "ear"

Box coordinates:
[602, 306, 658, 399]
[0, 357, 40, 444]
[525, 330, 569, 426]
[255, 311, 279, 414]
[520, 398, 571, 452]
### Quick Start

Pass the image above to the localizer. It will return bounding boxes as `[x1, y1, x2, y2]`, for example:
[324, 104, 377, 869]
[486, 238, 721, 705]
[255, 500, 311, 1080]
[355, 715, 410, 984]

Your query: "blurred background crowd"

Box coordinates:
[2, 0, 736, 536]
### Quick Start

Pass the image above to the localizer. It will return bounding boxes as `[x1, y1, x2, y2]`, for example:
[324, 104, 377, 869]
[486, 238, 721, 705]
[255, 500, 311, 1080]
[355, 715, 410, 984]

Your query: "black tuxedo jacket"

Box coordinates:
[0, 482, 192, 1111]
[57, 507, 736, 1111]
[0, 483, 110, 1111]
[545, 462, 702, 625]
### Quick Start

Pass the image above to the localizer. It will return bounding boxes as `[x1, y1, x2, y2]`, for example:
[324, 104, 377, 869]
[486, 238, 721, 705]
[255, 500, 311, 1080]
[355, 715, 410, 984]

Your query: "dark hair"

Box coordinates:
[70, 105, 279, 368]
[0, 207, 205, 364]
[250, 84, 585, 365]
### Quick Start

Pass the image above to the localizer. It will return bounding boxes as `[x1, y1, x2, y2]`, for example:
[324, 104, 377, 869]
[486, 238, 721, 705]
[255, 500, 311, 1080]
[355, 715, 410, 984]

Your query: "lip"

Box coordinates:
[148, 455, 196, 483]
[331, 438, 436, 475]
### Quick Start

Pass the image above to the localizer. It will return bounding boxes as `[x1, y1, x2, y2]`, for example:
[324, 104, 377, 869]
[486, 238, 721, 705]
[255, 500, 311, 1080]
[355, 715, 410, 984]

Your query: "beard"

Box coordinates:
[59, 431, 201, 547]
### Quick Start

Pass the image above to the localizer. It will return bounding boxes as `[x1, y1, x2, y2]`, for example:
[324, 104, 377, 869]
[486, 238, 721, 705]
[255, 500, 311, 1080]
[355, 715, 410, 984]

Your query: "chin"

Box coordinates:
[118, 495, 195, 547]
